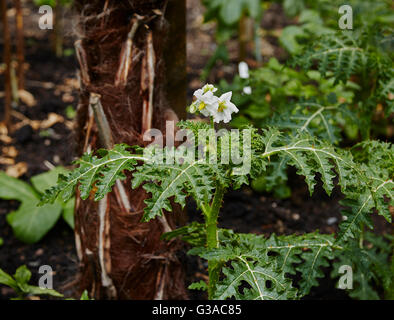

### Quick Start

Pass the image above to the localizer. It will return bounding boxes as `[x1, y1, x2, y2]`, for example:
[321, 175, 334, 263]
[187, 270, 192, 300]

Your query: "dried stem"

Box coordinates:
[115, 17, 140, 87]
[98, 195, 117, 299]
[75, 40, 90, 86]
[89, 93, 114, 149]
[141, 30, 155, 134]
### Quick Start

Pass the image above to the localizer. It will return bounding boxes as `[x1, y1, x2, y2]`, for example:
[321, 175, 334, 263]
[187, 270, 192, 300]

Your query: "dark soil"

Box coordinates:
[0, 3, 78, 299]
[0, 1, 390, 300]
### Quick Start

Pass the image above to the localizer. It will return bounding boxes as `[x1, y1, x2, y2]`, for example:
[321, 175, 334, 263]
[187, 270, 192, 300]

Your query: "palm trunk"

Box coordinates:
[73, 0, 187, 299]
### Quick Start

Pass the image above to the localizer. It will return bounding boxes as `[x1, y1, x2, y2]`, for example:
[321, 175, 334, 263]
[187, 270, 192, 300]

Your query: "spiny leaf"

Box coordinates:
[190, 230, 339, 299]
[133, 157, 216, 221]
[188, 280, 207, 291]
[293, 32, 367, 84]
[39, 144, 144, 204]
[331, 233, 392, 300]
[215, 258, 296, 300]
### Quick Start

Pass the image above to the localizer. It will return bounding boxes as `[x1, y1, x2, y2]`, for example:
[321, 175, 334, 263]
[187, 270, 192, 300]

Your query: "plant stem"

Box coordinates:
[206, 183, 225, 299]
[359, 224, 364, 249]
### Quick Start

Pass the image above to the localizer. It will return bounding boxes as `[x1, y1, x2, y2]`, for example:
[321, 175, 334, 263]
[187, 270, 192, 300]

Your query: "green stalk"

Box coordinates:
[206, 183, 225, 299]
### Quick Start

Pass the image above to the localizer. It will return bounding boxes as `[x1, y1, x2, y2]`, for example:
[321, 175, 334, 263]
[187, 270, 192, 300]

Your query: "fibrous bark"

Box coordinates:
[73, 0, 187, 300]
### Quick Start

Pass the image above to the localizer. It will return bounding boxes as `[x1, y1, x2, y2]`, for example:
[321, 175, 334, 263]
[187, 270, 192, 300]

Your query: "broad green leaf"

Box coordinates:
[0, 172, 38, 201]
[62, 198, 75, 229]
[7, 201, 62, 244]
[220, 0, 242, 25]
[30, 167, 75, 229]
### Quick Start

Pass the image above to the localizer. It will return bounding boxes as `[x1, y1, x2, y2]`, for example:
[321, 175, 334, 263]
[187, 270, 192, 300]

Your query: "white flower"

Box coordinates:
[202, 84, 218, 93]
[238, 62, 250, 79]
[192, 86, 218, 116]
[210, 91, 239, 123]
[243, 86, 252, 95]
[239, 62, 252, 95]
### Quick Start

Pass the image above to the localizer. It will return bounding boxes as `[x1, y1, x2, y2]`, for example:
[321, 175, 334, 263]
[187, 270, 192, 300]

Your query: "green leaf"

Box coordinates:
[0, 172, 38, 201]
[40, 144, 143, 204]
[31, 167, 75, 229]
[243, 0, 260, 19]
[0, 265, 63, 298]
[134, 156, 216, 222]
[188, 280, 208, 291]
[31, 167, 68, 194]
[220, 0, 242, 25]
[0, 268, 18, 291]
[26, 285, 64, 297]
[80, 290, 91, 300]
[292, 31, 367, 84]
[331, 233, 392, 300]
[337, 178, 393, 243]
[7, 201, 63, 244]
[280, 26, 305, 55]
[161, 222, 205, 247]
[14, 265, 31, 285]
[190, 231, 339, 299]
[215, 258, 296, 300]
[62, 198, 75, 229]
[14, 265, 32, 293]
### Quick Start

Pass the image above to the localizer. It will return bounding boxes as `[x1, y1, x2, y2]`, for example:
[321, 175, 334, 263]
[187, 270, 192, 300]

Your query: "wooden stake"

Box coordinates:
[1, 0, 12, 130]
[53, 0, 63, 58]
[15, 0, 25, 90]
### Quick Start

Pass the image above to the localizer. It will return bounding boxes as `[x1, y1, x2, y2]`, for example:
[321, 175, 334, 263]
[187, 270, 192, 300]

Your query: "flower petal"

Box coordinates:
[220, 91, 232, 102]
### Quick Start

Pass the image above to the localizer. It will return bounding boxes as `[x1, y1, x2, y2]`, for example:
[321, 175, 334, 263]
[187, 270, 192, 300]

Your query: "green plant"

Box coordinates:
[0, 265, 63, 299]
[292, 28, 393, 138]
[219, 57, 356, 135]
[219, 12, 393, 195]
[201, 0, 264, 79]
[331, 232, 394, 300]
[218, 57, 360, 197]
[41, 85, 392, 300]
[0, 167, 74, 244]
[280, 0, 393, 55]
[282, 0, 394, 29]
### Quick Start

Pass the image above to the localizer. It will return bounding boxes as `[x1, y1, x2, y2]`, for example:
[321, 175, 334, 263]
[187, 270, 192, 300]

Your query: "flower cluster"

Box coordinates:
[189, 84, 239, 123]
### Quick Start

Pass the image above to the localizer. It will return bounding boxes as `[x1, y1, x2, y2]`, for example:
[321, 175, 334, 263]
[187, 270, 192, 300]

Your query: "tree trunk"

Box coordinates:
[73, 0, 187, 300]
